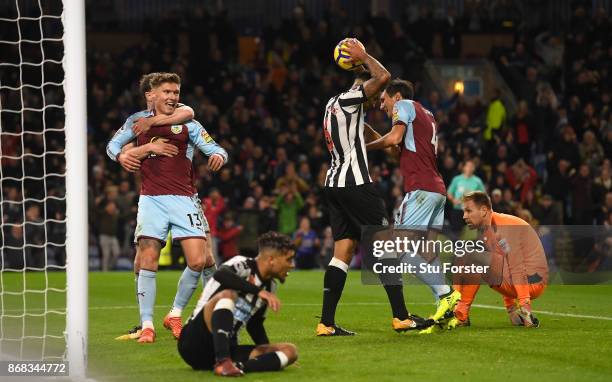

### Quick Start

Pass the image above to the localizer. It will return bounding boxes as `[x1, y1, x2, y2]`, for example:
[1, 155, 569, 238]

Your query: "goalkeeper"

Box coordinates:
[449, 191, 548, 328]
[178, 232, 298, 377]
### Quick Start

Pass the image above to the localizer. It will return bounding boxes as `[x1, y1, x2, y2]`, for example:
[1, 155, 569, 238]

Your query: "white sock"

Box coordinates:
[142, 320, 154, 330]
[329, 257, 349, 273]
[275, 351, 289, 368]
[169, 307, 182, 317]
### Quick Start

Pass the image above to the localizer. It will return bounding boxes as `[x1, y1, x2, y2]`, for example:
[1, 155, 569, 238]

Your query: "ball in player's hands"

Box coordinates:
[334, 39, 364, 71]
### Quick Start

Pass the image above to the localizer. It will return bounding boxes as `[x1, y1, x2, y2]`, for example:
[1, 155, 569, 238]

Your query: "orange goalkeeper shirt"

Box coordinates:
[484, 212, 548, 302]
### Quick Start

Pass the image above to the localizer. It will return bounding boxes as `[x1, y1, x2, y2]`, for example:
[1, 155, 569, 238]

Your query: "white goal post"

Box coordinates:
[63, 0, 88, 378]
[0, 0, 87, 378]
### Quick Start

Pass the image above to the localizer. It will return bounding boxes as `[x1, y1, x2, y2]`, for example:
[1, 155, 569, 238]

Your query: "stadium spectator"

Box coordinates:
[571, 164, 595, 224]
[484, 88, 506, 141]
[202, 189, 225, 261]
[447, 160, 486, 232]
[293, 217, 320, 269]
[505, 159, 537, 204]
[237, 197, 260, 257]
[275, 185, 304, 236]
[97, 200, 121, 271]
[217, 213, 243, 261]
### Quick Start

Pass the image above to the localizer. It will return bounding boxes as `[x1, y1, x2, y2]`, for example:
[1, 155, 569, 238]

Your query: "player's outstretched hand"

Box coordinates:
[208, 154, 224, 172]
[150, 138, 179, 157]
[133, 117, 153, 136]
[343, 38, 367, 62]
[118, 151, 141, 172]
[258, 290, 281, 312]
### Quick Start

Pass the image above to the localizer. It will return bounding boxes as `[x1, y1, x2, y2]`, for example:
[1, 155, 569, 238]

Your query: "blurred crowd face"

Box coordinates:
[491, 190, 502, 204]
[458, 112, 469, 127]
[462, 161, 475, 177]
[152, 82, 180, 115]
[299, 217, 311, 231]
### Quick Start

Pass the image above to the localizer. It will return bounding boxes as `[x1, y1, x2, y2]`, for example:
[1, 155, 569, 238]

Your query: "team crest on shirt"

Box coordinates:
[171, 125, 183, 134]
[200, 130, 213, 143]
[382, 217, 389, 226]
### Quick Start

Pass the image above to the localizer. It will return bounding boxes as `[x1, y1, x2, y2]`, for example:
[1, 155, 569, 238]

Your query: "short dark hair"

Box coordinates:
[149, 72, 181, 89]
[462, 191, 492, 210]
[384, 79, 414, 100]
[258, 231, 295, 254]
[139, 72, 158, 95]
[355, 70, 371, 83]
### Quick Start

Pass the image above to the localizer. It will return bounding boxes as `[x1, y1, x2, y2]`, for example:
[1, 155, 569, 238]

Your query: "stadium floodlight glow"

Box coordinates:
[453, 81, 465, 94]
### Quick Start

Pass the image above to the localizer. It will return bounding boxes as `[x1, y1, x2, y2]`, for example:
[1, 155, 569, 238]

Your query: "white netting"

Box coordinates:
[0, 0, 68, 361]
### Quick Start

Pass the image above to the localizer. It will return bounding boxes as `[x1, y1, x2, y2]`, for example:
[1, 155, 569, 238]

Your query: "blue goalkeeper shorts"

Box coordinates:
[395, 190, 446, 231]
[134, 194, 209, 244]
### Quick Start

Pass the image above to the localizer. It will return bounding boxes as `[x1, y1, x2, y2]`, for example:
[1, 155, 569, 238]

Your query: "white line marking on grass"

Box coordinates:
[6, 303, 612, 321]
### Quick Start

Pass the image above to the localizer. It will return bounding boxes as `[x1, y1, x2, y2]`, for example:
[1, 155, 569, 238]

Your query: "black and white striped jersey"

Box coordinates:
[189, 255, 276, 339]
[323, 84, 372, 188]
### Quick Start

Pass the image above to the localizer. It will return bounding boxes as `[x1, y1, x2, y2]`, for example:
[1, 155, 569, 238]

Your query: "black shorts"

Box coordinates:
[324, 183, 389, 241]
[177, 310, 256, 370]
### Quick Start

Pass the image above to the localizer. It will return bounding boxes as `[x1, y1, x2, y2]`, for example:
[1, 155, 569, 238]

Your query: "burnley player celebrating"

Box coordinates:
[107, 72, 228, 343]
[178, 232, 298, 377]
[108, 72, 207, 341]
[367, 79, 461, 327]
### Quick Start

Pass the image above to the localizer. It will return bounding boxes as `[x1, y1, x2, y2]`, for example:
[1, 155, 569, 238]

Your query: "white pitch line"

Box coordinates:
[90, 302, 612, 321]
[4, 303, 612, 321]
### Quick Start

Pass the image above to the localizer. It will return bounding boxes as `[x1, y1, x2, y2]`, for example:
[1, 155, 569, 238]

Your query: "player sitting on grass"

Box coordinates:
[448, 191, 548, 329]
[178, 232, 298, 377]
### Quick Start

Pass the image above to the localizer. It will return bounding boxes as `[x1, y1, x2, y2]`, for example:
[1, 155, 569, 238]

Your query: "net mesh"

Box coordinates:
[0, 0, 68, 361]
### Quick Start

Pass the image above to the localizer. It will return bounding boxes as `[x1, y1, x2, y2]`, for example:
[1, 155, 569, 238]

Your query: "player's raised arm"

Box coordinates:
[343, 38, 390, 98]
[186, 120, 228, 172]
[132, 104, 195, 136]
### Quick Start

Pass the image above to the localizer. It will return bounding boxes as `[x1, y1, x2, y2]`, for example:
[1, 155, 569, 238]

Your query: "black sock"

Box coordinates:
[320, 265, 347, 326]
[376, 259, 408, 320]
[211, 309, 234, 361]
[242, 352, 282, 372]
[383, 284, 409, 320]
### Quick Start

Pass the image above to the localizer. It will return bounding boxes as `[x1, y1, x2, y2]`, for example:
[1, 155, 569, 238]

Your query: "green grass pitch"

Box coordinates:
[2, 271, 612, 381]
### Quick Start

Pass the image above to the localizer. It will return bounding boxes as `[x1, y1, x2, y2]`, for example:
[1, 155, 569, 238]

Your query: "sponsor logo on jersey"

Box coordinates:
[392, 106, 399, 124]
[201, 130, 213, 143]
[171, 125, 183, 134]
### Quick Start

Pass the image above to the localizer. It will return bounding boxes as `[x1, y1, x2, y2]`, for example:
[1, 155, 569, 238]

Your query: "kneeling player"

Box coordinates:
[449, 191, 547, 328]
[178, 232, 298, 377]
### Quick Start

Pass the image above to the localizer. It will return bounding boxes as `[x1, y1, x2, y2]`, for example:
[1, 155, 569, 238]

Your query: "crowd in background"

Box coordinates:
[2, 2, 611, 271]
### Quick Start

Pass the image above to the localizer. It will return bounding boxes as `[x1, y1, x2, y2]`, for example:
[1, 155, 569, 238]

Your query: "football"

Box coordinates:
[333, 40, 363, 71]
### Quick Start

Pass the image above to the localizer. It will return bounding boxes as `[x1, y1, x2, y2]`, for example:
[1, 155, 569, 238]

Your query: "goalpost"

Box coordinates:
[0, 0, 87, 377]
[64, 0, 88, 378]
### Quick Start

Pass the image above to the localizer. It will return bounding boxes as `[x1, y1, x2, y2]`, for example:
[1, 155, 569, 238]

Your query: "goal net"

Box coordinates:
[0, 0, 87, 377]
